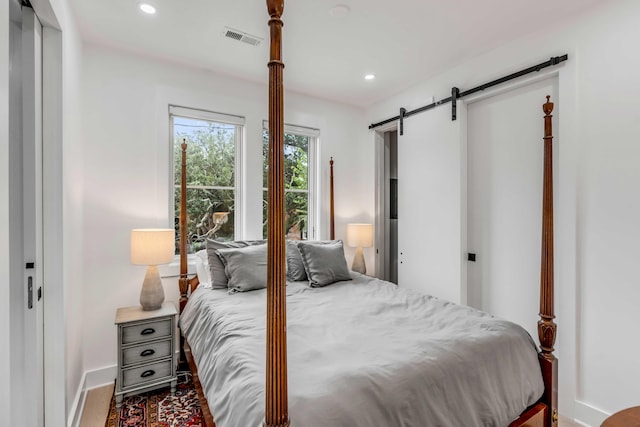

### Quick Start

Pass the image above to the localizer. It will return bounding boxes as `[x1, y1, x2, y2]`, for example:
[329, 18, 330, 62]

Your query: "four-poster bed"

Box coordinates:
[176, 1, 558, 426]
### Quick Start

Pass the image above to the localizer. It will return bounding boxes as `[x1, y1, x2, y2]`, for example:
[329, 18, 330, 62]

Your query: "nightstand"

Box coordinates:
[114, 302, 178, 408]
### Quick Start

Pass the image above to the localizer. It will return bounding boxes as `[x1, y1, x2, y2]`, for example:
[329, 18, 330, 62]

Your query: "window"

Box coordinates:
[262, 122, 318, 240]
[171, 106, 244, 253]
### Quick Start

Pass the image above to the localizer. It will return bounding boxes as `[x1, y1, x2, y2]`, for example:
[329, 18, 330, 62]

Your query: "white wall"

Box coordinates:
[366, 1, 640, 425]
[80, 45, 372, 374]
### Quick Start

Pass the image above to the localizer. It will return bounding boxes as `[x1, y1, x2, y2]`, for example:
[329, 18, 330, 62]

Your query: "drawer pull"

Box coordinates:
[140, 370, 155, 378]
[140, 328, 155, 336]
[140, 349, 155, 357]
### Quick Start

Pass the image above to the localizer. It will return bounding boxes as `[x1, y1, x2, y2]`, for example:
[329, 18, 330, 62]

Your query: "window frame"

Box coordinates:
[169, 105, 245, 241]
[262, 121, 319, 240]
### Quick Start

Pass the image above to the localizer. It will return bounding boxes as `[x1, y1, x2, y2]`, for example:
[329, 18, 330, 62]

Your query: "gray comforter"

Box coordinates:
[179, 273, 544, 427]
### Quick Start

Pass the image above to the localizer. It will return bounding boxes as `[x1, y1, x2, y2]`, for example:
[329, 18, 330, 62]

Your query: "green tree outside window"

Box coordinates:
[262, 130, 311, 240]
[173, 115, 237, 253]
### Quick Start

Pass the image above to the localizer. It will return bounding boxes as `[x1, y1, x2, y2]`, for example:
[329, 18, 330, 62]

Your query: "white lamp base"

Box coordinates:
[140, 265, 165, 311]
[351, 246, 366, 275]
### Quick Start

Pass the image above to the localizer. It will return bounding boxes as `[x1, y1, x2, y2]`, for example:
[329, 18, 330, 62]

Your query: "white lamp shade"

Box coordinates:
[346, 223, 373, 248]
[130, 229, 175, 265]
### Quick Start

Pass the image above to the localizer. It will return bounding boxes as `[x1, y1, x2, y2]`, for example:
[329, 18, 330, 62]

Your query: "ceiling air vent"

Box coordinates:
[223, 27, 263, 47]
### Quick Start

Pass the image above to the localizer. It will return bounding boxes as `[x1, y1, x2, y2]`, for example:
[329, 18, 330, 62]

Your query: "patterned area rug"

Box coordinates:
[105, 373, 205, 427]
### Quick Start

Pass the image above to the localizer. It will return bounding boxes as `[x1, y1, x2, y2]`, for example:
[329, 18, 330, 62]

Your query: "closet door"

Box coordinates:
[21, 6, 45, 426]
[467, 77, 558, 338]
[397, 105, 465, 303]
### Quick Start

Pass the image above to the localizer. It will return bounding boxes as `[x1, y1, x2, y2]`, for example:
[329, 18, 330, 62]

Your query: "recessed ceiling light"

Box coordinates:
[329, 4, 351, 18]
[139, 3, 156, 14]
[364, 74, 376, 80]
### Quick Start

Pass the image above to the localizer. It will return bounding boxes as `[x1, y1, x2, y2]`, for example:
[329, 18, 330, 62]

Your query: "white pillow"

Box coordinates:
[195, 249, 212, 289]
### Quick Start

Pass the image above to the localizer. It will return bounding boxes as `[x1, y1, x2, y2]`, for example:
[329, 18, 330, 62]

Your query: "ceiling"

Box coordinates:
[70, 0, 605, 107]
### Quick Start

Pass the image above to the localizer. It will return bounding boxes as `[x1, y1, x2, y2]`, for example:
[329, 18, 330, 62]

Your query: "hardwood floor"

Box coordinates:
[80, 384, 113, 427]
[79, 383, 590, 427]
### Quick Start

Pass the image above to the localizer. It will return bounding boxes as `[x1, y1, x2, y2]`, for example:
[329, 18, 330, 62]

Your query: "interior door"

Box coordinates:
[22, 6, 44, 427]
[467, 77, 558, 339]
[397, 105, 465, 303]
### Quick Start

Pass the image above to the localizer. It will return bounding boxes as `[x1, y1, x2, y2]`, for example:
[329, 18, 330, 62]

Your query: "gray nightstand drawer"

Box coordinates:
[122, 339, 172, 367]
[122, 318, 172, 344]
[122, 359, 173, 389]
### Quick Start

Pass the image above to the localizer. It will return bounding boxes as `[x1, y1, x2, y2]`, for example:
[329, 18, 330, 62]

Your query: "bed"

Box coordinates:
[176, 2, 559, 426]
[181, 272, 544, 426]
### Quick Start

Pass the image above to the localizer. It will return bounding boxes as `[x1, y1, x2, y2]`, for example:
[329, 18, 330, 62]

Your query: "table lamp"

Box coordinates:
[346, 223, 373, 275]
[131, 228, 175, 310]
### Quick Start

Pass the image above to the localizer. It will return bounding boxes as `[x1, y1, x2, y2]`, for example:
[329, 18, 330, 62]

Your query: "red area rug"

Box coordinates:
[105, 373, 204, 427]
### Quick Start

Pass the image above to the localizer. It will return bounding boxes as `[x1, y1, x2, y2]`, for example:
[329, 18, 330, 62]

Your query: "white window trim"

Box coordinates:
[169, 105, 244, 240]
[308, 136, 318, 240]
[171, 105, 245, 126]
[262, 120, 320, 137]
[262, 121, 319, 240]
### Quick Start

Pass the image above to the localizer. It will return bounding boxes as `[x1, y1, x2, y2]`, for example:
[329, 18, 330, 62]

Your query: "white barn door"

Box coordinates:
[467, 77, 558, 338]
[397, 105, 465, 304]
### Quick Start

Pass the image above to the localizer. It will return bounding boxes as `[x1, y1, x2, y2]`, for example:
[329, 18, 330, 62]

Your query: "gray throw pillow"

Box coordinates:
[216, 244, 268, 293]
[297, 240, 352, 287]
[286, 240, 307, 281]
[205, 239, 265, 289]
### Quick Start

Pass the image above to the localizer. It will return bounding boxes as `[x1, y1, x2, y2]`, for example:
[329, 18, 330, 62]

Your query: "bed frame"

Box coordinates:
[177, 2, 558, 426]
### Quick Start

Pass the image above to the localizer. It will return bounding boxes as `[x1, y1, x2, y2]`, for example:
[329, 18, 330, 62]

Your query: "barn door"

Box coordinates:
[467, 77, 558, 338]
[397, 105, 465, 303]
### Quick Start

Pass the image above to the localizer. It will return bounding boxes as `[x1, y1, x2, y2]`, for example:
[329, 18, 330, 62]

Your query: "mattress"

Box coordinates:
[179, 273, 544, 427]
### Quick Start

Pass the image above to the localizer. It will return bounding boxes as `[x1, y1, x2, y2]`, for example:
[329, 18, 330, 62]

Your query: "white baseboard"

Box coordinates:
[67, 365, 117, 427]
[574, 400, 610, 427]
[67, 370, 87, 427]
[85, 364, 117, 390]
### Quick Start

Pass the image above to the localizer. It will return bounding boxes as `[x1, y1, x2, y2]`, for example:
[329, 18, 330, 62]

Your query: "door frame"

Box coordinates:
[41, 16, 66, 427]
[373, 122, 398, 280]
[6, 0, 28, 420]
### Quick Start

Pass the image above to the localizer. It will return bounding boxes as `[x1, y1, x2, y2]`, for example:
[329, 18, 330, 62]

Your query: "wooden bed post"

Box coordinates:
[330, 157, 335, 240]
[265, 1, 290, 426]
[538, 96, 558, 427]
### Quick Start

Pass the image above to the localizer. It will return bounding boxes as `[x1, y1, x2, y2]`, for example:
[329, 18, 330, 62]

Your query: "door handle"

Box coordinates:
[27, 277, 33, 309]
